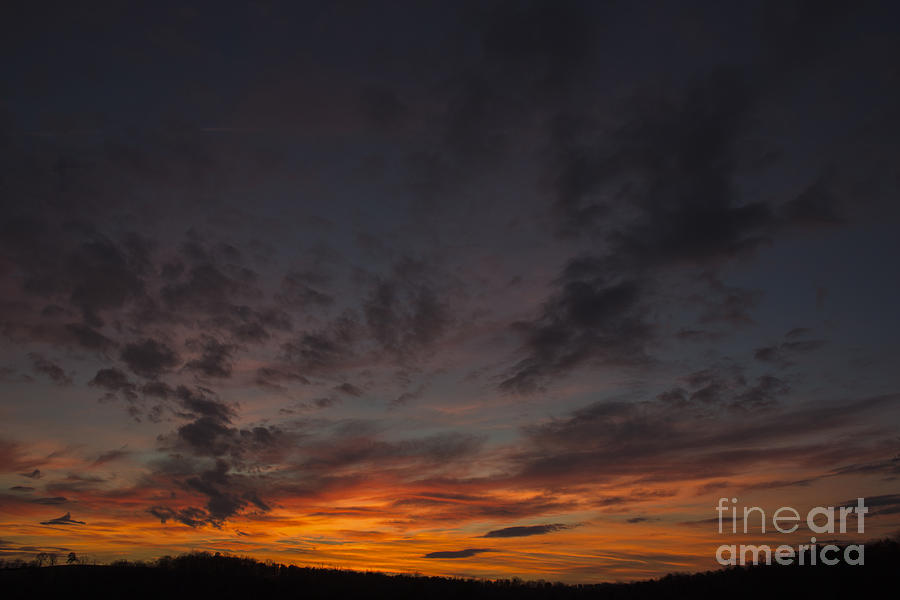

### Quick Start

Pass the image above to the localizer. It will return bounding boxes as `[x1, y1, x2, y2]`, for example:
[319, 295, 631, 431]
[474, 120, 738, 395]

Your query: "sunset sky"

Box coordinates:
[2, 0, 900, 583]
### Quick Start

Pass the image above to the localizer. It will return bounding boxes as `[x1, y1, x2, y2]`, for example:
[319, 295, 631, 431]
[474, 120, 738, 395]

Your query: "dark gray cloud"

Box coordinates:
[292, 430, 484, 476]
[161, 263, 259, 315]
[732, 375, 791, 411]
[92, 448, 129, 467]
[0, 220, 152, 329]
[362, 259, 453, 357]
[174, 386, 236, 423]
[408, 0, 602, 194]
[281, 312, 361, 374]
[655, 364, 791, 412]
[483, 523, 572, 538]
[89, 368, 137, 398]
[780, 174, 846, 228]
[501, 274, 651, 393]
[184, 336, 235, 378]
[254, 367, 310, 391]
[182, 460, 261, 524]
[499, 68, 779, 392]
[507, 392, 900, 490]
[174, 418, 234, 458]
[0, 367, 30, 384]
[658, 365, 791, 412]
[359, 85, 408, 130]
[147, 506, 207, 528]
[203, 305, 292, 345]
[785, 327, 813, 339]
[276, 269, 335, 309]
[754, 337, 828, 367]
[40, 512, 85, 525]
[120, 338, 180, 379]
[424, 548, 492, 559]
[694, 275, 763, 326]
[838, 493, 900, 515]
[390, 492, 576, 523]
[27, 353, 72, 385]
[551, 68, 768, 248]
[148, 459, 265, 527]
[334, 382, 363, 397]
[828, 453, 900, 479]
[30, 496, 68, 505]
[146, 382, 292, 526]
[64, 323, 115, 352]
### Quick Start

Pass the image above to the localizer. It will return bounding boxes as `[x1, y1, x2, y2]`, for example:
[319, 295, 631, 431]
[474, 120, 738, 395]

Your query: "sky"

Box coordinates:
[1, 0, 900, 583]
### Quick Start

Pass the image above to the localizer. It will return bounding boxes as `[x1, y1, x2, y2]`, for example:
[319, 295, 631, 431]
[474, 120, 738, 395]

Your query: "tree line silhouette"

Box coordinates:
[2, 537, 897, 599]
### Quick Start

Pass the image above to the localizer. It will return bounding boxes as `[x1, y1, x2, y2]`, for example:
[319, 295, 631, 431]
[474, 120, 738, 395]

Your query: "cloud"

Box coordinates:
[30, 496, 68, 505]
[120, 338, 180, 379]
[174, 386, 236, 423]
[390, 492, 577, 523]
[160, 259, 259, 314]
[423, 548, 492, 559]
[498, 60, 858, 392]
[173, 417, 237, 458]
[281, 313, 361, 373]
[276, 269, 334, 308]
[362, 259, 452, 356]
[89, 368, 137, 400]
[149, 389, 291, 526]
[184, 336, 235, 378]
[145, 419, 488, 529]
[92, 447, 130, 467]
[732, 375, 790, 411]
[40, 512, 85, 525]
[500, 274, 651, 393]
[359, 85, 408, 129]
[149, 454, 278, 527]
[754, 337, 827, 367]
[313, 397, 338, 409]
[0, 367, 31, 384]
[183, 461, 256, 523]
[785, 327, 812, 339]
[780, 176, 846, 227]
[694, 274, 762, 326]
[828, 454, 900, 479]
[839, 494, 900, 516]
[334, 382, 363, 397]
[64, 323, 116, 352]
[656, 364, 789, 412]
[483, 523, 572, 538]
[505, 392, 900, 490]
[551, 68, 768, 245]
[27, 353, 72, 385]
[254, 367, 310, 391]
[0, 222, 151, 329]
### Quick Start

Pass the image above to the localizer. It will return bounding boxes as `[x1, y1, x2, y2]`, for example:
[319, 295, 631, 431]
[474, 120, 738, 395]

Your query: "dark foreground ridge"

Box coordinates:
[2, 538, 898, 599]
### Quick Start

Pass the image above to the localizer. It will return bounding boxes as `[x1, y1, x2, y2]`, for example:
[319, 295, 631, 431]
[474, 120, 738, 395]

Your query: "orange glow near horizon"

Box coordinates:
[3, 447, 898, 582]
